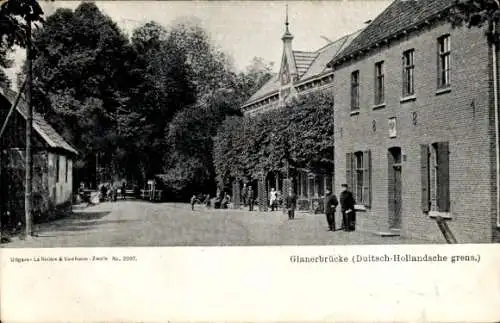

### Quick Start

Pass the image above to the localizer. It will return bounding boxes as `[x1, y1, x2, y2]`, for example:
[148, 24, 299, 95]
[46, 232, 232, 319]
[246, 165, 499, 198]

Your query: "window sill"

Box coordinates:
[436, 87, 451, 95]
[400, 95, 416, 103]
[372, 103, 386, 110]
[350, 110, 360, 116]
[428, 211, 452, 220]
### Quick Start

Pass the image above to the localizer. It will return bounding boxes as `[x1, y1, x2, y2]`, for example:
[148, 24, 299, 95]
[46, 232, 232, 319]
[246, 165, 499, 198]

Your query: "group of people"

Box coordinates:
[268, 188, 283, 211]
[241, 184, 255, 211]
[98, 182, 127, 202]
[190, 191, 233, 211]
[323, 184, 356, 232]
[188, 183, 356, 232]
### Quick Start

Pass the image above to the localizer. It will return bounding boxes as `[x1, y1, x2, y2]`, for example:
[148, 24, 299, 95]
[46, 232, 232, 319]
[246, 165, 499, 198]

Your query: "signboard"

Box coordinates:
[388, 117, 397, 138]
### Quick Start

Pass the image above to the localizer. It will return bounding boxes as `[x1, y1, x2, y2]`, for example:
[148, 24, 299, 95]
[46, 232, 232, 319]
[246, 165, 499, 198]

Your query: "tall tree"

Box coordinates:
[126, 21, 196, 180]
[163, 53, 274, 198]
[26, 2, 135, 186]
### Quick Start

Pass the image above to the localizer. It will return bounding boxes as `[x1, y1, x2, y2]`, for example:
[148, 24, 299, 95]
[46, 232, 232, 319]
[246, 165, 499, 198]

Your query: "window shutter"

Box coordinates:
[346, 152, 353, 190]
[421, 144, 430, 212]
[437, 142, 450, 212]
[363, 150, 371, 207]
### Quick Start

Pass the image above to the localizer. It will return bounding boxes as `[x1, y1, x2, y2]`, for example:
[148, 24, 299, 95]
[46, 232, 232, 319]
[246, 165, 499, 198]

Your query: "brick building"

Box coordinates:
[241, 12, 360, 211]
[329, 0, 500, 243]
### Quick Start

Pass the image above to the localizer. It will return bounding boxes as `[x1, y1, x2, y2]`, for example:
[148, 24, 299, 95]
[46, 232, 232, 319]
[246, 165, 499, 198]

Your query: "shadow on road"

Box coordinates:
[34, 211, 141, 234]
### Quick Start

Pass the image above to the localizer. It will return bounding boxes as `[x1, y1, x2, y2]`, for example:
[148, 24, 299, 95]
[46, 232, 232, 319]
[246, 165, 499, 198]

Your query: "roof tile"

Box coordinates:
[331, 0, 456, 66]
[1, 89, 78, 156]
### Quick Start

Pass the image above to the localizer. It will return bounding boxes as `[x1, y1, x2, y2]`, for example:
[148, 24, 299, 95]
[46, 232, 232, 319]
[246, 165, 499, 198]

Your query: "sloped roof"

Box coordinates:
[293, 51, 318, 77]
[243, 29, 363, 108]
[245, 74, 281, 104]
[330, 0, 456, 67]
[300, 29, 362, 80]
[1, 88, 79, 155]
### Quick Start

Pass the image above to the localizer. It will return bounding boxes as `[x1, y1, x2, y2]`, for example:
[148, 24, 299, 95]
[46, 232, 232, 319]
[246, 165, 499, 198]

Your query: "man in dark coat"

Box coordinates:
[248, 186, 254, 211]
[285, 189, 297, 220]
[324, 189, 339, 231]
[340, 184, 356, 231]
[241, 184, 248, 207]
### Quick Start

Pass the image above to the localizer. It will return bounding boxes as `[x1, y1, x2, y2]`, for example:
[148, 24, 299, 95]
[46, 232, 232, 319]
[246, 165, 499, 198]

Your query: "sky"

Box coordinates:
[5, 0, 392, 87]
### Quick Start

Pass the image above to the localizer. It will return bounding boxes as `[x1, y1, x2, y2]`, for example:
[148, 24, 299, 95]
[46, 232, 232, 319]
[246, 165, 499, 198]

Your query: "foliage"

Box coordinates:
[0, 0, 44, 49]
[160, 20, 273, 198]
[0, 0, 44, 88]
[213, 91, 335, 188]
[26, 2, 136, 185]
[126, 21, 196, 179]
[17, 5, 273, 198]
[0, 48, 13, 88]
[450, 0, 500, 42]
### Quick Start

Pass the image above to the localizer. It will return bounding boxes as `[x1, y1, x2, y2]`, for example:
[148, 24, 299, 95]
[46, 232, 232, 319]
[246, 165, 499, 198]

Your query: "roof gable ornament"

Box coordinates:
[282, 4, 293, 41]
[279, 3, 298, 83]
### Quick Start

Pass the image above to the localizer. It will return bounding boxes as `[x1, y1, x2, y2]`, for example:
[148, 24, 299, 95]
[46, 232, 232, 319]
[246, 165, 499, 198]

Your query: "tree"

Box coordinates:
[213, 91, 335, 188]
[168, 19, 234, 98]
[451, 0, 500, 42]
[0, 0, 44, 88]
[163, 51, 275, 197]
[27, 2, 135, 186]
[0, 48, 13, 88]
[234, 57, 274, 102]
[127, 21, 196, 180]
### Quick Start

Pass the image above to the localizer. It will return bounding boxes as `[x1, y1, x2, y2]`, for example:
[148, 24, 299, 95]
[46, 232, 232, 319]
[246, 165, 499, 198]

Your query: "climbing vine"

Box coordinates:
[213, 90, 334, 187]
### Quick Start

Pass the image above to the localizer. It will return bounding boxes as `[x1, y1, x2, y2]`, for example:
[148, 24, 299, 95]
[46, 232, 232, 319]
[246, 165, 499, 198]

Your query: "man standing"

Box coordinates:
[269, 188, 277, 211]
[340, 184, 356, 231]
[248, 185, 254, 211]
[285, 189, 297, 220]
[324, 189, 338, 231]
[241, 183, 248, 207]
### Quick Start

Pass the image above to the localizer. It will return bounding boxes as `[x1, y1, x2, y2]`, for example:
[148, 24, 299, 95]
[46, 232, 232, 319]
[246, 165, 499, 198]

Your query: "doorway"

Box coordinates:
[388, 147, 402, 229]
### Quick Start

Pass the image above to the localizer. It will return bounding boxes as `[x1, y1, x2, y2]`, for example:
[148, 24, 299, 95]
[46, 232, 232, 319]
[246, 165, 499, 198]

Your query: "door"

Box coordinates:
[388, 147, 402, 229]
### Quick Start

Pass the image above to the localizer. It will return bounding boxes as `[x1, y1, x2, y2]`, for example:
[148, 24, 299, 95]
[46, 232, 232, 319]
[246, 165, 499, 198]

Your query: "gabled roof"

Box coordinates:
[243, 29, 363, 108]
[293, 51, 318, 77]
[329, 0, 456, 67]
[300, 29, 361, 80]
[245, 74, 281, 104]
[1, 88, 79, 156]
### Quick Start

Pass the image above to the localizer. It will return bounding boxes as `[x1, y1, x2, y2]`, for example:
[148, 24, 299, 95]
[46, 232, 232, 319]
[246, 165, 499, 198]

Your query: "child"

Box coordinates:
[190, 195, 197, 211]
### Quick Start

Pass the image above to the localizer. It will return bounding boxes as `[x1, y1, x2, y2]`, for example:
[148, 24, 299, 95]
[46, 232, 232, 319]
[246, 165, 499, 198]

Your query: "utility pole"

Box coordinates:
[96, 152, 99, 189]
[24, 17, 33, 239]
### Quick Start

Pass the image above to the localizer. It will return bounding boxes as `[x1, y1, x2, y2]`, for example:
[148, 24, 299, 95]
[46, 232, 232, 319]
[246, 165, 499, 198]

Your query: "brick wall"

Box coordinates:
[333, 21, 496, 243]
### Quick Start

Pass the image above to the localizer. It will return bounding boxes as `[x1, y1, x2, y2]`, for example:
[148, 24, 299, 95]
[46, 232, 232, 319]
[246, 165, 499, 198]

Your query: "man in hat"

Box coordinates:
[324, 189, 339, 231]
[248, 185, 254, 211]
[285, 188, 297, 220]
[340, 184, 356, 231]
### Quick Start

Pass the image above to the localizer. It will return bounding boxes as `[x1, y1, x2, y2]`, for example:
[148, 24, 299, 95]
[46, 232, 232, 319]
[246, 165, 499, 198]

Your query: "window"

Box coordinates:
[56, 155, 60, 183]
[437, 35, 450, 88]
[403, 49, 415, 96]
[351, 70, 360, 111]
[375, 61, 385, 105]
[421, 142, 450, 213]
[346, 150, 372, 207]
[355, 152, 364, 202]
[65, 159, 69, 183]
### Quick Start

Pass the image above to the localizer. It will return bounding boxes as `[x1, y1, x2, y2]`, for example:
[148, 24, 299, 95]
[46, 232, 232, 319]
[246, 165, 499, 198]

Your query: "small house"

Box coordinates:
[0, 88, 78, 230]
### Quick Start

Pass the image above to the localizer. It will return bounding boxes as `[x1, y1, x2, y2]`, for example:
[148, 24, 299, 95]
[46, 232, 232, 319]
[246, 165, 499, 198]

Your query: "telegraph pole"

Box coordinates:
[24, 17, 33, 239]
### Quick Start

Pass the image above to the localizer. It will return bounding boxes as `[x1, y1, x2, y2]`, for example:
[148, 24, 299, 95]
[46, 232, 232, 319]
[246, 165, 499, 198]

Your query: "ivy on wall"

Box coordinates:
[213, 90, 334, 188]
